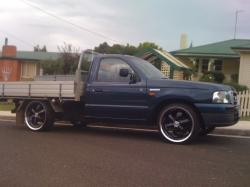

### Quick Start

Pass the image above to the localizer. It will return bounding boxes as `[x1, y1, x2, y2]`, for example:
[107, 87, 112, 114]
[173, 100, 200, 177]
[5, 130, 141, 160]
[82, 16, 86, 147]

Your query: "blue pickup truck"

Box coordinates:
[7, 51, 239, 144]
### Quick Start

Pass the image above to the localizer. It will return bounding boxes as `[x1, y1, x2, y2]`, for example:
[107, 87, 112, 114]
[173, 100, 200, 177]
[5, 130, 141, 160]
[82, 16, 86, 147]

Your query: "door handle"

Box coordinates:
[94, 88, 103, 92]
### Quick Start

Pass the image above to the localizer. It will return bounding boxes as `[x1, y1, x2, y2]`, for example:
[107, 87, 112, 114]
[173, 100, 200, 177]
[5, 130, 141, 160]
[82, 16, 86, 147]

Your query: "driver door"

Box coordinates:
[85, 57, 148, 122]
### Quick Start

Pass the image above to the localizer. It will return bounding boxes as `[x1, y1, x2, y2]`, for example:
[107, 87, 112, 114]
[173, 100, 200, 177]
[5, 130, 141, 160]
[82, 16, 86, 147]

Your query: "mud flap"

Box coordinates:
[16, 110, 24, 125]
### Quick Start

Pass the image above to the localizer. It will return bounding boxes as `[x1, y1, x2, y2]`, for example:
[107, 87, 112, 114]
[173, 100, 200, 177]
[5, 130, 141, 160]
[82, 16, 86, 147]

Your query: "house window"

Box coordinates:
[195, 59, 200, 72]
[214, 60, 223, 71]
[21, 62, 37, 78]
[202, 59, 209, 73]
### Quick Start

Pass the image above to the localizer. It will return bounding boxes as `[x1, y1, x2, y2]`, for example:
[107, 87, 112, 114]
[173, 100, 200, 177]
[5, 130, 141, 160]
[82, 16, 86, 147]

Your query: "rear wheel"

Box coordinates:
[24, 101, 54, 131]
[158, 103, 200, 144]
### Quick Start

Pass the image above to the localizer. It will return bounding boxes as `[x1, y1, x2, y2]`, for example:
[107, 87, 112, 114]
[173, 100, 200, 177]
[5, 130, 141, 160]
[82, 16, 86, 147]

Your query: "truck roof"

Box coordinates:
[95, 53, 140, 61]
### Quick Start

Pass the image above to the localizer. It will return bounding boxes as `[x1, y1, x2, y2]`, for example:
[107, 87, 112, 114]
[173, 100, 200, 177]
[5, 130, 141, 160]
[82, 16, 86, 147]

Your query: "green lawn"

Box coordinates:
[0, 102, 14, 111]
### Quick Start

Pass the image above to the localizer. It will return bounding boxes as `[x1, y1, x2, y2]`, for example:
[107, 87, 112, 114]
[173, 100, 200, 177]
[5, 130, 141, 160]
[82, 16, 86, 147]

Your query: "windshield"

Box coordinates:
[131, 57, 167, 79]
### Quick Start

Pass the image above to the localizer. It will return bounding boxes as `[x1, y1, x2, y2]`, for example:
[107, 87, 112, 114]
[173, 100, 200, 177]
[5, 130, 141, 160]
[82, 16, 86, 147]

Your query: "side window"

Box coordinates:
[202, 59, 209, 73]
[97, 58, 134, 82]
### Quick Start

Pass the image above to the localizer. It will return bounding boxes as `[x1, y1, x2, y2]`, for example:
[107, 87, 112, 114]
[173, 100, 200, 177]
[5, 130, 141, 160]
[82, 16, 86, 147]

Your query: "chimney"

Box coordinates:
[180, 33, 188, 49]
[2, 38, 17, 57]
[4, 37, 8, 46]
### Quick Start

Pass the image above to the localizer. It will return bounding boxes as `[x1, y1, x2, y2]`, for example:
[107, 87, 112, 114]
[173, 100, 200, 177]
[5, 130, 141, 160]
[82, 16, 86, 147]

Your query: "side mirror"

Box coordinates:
[119, 68, 129, 77]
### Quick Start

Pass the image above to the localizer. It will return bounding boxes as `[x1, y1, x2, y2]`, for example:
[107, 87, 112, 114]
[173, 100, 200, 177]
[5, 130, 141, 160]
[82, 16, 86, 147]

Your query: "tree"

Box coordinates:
[41, 43, 80, 75]
[57, 42, 80, 74]
[41, 59, 64, 75]
[94, 42, 110, 53]
[41, 41, 162, 75]
[124, 44, 137, 55]
[34, 45, 47, 52]
[137, 42, 162, 51]
[94, 42, 161, 56]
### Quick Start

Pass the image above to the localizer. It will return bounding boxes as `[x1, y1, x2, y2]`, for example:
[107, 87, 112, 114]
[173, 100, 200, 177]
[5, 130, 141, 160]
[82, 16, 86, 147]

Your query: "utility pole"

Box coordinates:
[234, 10, 244, 39]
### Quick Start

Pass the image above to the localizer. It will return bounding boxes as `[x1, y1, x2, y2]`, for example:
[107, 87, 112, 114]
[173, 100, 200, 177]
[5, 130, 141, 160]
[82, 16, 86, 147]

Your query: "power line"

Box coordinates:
[19, 0, 120, 44]
[0, 29, 34, 48]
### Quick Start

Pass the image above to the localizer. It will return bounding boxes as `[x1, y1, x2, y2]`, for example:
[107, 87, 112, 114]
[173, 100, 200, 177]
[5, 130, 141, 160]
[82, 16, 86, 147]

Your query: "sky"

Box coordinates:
[0, 0, 249, 52]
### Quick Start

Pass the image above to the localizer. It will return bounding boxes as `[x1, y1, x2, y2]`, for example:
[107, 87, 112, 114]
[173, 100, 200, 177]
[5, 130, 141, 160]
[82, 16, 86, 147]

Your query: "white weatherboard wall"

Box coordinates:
[239, 52, 250, 88]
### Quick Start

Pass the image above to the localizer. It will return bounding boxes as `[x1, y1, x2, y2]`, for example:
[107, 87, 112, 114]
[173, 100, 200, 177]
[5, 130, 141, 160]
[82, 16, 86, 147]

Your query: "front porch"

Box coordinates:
[178, 57, 240, 82]
[172, 39, 250, 85]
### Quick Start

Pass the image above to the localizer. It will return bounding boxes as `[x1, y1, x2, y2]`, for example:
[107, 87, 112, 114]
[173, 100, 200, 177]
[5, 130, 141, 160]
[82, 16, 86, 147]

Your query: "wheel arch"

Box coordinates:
[152, 98, 205, 129]
[13, 99, 61, 113]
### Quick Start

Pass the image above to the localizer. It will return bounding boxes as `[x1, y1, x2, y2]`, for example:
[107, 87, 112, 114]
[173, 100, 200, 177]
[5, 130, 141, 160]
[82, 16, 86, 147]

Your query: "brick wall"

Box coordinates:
[2, 45, 17, 57]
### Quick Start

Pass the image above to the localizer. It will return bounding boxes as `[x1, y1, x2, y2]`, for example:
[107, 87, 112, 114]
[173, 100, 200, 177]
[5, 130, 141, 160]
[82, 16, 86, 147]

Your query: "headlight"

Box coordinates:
[212, 91, 232, 104]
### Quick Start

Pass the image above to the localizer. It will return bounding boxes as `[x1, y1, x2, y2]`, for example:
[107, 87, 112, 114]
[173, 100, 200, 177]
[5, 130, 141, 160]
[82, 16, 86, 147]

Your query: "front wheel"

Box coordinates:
[24, 101, 54, 131]
[158, 103, 200, 144]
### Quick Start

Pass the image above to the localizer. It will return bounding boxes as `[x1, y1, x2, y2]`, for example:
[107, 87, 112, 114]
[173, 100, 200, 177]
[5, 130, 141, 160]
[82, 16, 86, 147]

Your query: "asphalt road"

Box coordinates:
[0, 120, 250, 187]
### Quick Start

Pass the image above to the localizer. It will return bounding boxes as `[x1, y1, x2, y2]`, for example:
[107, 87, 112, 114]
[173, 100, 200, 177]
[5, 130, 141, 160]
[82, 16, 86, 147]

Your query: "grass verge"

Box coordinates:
[241, 116, 250, 121]
[0, 102, 14, 111]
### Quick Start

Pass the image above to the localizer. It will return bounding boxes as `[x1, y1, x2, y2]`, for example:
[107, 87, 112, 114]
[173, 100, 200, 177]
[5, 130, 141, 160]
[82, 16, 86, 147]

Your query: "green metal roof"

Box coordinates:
[172, 39, 250, 58]
[0, 51, 60, 61]
[231, 43, 250, 50]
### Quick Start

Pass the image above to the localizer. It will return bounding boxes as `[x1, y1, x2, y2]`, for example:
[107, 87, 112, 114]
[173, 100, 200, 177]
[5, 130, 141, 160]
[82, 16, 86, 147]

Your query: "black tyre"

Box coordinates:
[158, 103, 200, 144]
[24, 101, 54, 131]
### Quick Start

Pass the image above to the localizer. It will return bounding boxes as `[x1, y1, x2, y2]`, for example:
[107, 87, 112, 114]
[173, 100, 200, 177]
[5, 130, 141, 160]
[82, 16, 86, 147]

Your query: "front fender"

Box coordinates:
[151, 88, 212, 108]
[147, 88, 212, 123]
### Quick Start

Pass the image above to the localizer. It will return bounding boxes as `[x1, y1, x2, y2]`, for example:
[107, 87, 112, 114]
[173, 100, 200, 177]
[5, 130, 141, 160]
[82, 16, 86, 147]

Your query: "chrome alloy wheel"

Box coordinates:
[25, 101, 47, 131]
[159, 106, 195, 143]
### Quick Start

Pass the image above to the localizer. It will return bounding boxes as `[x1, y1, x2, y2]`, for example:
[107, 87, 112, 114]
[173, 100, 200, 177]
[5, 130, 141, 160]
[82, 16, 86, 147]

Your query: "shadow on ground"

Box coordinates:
[12, 122, 239, 146]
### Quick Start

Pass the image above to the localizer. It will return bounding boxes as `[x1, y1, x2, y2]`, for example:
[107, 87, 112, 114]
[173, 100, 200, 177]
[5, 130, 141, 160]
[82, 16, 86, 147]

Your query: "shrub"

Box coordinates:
[199, 71, 248, 92]
[231, 74, 239, 83]
[224, 82, 248, 92]
[199, 74, 215, 82]
[199, 71, 225, 83]
[212, 71, 225, 83]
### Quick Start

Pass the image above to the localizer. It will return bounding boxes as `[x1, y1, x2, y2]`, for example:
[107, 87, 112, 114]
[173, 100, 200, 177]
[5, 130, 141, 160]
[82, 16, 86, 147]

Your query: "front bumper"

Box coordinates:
[195, 103, 240, 128]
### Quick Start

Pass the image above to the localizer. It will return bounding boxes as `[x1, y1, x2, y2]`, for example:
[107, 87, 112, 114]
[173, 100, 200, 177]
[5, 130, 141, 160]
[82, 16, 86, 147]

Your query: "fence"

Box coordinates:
[238, 90, 250, 117]
[34, 75, 75, 81]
